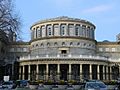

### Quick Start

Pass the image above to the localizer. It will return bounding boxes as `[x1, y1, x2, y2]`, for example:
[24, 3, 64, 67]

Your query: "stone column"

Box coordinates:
[46, 64, 49, 80]
[57, 64, 60, 81]
[97, 65, 100, 80]
[19, 66, 21, 80]
[103, 65, 105, 80]
[28, 65, 30, 80]
[22, 66, 25, 80]
[106, 66, 109, 80]
[69, 64, 71, 80]
[89, 64, 92, 80]
[59, 24, 61, 36]
[80, 64, 82, 80]
[36, 64, 39, 80]
[110, 66, 112, 80]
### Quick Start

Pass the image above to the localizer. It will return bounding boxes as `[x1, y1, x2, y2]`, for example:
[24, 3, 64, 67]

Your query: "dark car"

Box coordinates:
[2, 81, 16, 89]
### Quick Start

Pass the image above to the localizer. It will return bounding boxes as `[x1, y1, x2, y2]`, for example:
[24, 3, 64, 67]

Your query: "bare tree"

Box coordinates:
[0, 0, 21, 40]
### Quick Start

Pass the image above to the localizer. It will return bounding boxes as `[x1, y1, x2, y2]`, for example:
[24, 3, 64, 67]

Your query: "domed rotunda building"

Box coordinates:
[18, 16, 120, 81]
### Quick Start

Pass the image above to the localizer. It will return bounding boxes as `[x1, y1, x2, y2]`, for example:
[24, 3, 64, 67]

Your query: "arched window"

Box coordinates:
[70, 42, 73, 46]
[62, 42, 65, 46]
[54, 42, 58, 46]
[41, 43, 44, 47]
[77, 42, 80, 46]
[47, 42, 50, 46]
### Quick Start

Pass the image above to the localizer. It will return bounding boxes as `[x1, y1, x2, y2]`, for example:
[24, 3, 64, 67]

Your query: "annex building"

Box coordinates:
[0, 16, 120, 81]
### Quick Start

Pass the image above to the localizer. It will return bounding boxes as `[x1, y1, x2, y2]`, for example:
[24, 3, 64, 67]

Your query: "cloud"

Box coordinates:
[82, 5, 113, 13]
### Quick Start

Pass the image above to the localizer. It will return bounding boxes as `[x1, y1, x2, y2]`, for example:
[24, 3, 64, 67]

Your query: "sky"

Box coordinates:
[14, 0, 120, 42]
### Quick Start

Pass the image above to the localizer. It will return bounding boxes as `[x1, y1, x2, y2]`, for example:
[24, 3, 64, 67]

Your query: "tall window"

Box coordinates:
[36, 27, 41, 38]
[75, 26, 79, 36]
[82, 25, 86, 37]
[47, 25, 52, 36]
[61, 25, 66, 36]
[68, 24, 74, 36]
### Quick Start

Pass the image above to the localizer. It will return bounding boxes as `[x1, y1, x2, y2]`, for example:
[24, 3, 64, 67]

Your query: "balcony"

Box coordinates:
[19, 54, 110, 61]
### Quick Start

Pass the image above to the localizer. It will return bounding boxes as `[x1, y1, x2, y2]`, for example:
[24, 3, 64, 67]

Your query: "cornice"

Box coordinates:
[30, 16, 96, 29]
[30, 36, 97, 44]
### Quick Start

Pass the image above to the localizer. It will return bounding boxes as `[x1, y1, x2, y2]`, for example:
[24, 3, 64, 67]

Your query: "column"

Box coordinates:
[80, 64, 82, 80]
[22, 66, 25, 80]
[66, 23, 69, 36]
[57, 64, 60, 80]
[36, 64, 39, 80]
[106, 66, 109, 80]
[52, 24, 54, 36]
[46, 64, 49, 80]
[69, 64, 71, 80]
[59, 24, 61, 36]
[103, 65, 105, 80]
[28, 65, 30, 80]
[19, 66, 21, 80]
[97, 65, 100, 80]
[89, 64, 92, 80]
[110, 66, 112, 80]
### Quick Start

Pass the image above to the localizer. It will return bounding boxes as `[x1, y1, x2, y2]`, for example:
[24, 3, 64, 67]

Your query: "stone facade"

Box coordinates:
[1, 16, 120, 81]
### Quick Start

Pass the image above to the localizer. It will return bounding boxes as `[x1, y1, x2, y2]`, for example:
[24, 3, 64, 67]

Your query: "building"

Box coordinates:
[1, 16, 120, 81]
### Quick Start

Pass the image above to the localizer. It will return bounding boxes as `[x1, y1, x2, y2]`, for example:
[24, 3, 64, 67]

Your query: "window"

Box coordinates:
[61, 50, 67, 54]
[70, 42, 73, 46]
[47, 25, 52, 36]
[62, 42, 65, 46]
[36, 27, 41, 37]
[23, 48, 28, 52]
[17, 48, 21, 52]
[99, 48, 103, 51]
[61, 25, 66, 36]
[77, 42, 80, 46]
[82, 25, 86, 37]
[111, 48, 116, 52]
[105, 48, 109, 51]
[10, 48, 14, 52]
[75, 27, 79, 36]
[54, 42, 58, 46]
[47, 42, 50, 46]
[41, 43, 44, 47]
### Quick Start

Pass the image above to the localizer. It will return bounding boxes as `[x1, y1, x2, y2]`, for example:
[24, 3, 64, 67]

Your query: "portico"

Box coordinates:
[19, 58, 115, 81]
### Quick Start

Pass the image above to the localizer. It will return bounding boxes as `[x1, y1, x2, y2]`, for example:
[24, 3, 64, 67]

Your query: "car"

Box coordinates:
[81, 81, 107, 90]
[117, 78, 120, 84]
[51, 85, 59, 90]
[66, 84, 75, 90]
[2, 81, 16, 89]
[37, 84, 45, 90]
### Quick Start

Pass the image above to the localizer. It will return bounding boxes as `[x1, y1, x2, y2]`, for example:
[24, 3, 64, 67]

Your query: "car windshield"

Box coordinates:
[86, 82, 106, 88]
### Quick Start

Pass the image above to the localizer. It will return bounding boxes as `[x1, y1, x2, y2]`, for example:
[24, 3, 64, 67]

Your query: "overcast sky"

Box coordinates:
[15, 0, 120, 41]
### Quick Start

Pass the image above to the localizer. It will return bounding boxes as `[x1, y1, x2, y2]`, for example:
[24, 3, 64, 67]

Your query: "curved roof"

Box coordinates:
[31, 16, 96, 29]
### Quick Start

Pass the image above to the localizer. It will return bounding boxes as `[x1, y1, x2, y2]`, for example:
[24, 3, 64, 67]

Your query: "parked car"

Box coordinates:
[117, 78, 120, 84]
[81, 80, 107, 90]
[37, 84, 45, 90]
[51, 85, 59, 90]
[66, 84, 75, 90]
[2, 81, 16, 89]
